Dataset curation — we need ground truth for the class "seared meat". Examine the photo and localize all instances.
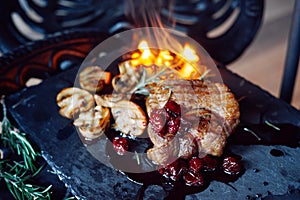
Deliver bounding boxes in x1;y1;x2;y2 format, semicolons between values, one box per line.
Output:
146;79;240;165
178;132;198;159
146;79;239;135
147;137;180;165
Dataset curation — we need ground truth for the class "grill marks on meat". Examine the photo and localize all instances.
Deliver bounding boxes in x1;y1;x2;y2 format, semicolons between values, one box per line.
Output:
147;79;239;134
146;80;240;165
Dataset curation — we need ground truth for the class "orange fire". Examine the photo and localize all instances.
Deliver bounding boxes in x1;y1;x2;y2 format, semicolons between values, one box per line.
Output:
130;40;202;79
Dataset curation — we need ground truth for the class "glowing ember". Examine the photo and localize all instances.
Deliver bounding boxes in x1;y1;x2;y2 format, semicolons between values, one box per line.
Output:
129;40;205;79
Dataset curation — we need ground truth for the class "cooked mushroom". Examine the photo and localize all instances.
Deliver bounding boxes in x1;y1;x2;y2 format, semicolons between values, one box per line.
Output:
79;66;111;92
94;93;126;108
73;106;110;139
112;61;143;93
56;87;94;118
111;100;147;136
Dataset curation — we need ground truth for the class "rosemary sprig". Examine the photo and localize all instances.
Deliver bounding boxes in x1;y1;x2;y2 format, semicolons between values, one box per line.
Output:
0;97;52;199
1;163;52;200
1;99;38;172
129;64;170;94
130;63;211;95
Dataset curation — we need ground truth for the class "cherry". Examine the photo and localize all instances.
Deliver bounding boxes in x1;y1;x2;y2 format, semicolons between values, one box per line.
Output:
149;108;167;134
159;159;187;181
202;155;218;171
164;100;181;117
167;116;180;134
222;156;242;175
178;159;188;174
112;137;129;155
189;157;204;173
158;160;179;180
183;171;205;187
158;165;166;175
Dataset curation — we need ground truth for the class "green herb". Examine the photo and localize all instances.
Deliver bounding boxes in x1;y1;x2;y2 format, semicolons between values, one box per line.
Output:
198;69;211;80
64;197;76;200
129;64;170;94
134;151;140;165
243;127;262;141
0;97;52;199
265;120;280;131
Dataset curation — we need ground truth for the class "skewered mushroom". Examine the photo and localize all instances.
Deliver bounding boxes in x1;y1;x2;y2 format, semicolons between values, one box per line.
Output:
111;100;147;136
73;106;110;139
94;93;126;108
112;61;143;93
56;87;94;119
79;66;111;92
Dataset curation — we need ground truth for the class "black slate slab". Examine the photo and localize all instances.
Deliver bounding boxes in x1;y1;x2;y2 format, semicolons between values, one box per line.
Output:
5;66;300;200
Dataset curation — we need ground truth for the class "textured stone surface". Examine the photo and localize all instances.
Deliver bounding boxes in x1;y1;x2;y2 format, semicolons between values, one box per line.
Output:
6;66;300;199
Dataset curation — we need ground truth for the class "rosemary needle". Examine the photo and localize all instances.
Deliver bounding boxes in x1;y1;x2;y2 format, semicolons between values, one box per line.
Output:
243;127;262;141
1;98;52;199
265;120;280;131
135;151;140;165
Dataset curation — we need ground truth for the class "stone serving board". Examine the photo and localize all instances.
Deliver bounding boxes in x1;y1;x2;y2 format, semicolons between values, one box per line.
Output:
5;66;300;200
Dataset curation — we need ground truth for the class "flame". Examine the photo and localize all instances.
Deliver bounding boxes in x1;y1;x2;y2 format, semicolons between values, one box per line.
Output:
131;40;155;66
182;44;199;62
130;40;202;79
138;40;151;59
179;44;201;78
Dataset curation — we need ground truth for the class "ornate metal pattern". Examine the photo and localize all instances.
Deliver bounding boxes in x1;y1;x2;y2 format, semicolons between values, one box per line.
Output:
0;0;263;64
0;0;264;95
167;0;264;64
0;30;108;95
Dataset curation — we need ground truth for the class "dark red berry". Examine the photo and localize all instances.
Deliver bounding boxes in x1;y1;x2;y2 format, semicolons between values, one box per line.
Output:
164;100;181;117
112;137;129;155
158;165;166;175
189;157;204;173
178;159;188;174
222;156;242;175
167;116;180;134
183;171;205;187
164;160;181;181
159;159;187;181
203;155;218;171
149;108;167;134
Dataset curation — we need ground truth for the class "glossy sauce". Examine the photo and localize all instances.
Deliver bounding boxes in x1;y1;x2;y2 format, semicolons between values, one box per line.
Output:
98;60;300;199
105;122;300;199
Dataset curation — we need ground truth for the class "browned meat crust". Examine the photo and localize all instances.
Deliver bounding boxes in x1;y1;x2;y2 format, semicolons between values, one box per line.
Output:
146;79;240;165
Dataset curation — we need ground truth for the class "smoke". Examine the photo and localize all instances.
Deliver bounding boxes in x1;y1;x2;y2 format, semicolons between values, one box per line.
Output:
124;0;183;53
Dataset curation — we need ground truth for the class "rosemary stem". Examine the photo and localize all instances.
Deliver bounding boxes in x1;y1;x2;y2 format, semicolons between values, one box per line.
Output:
0;98;52;199
243;127;262;141
265;120;280;131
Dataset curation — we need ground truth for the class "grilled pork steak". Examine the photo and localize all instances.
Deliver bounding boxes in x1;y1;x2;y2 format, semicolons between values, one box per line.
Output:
146;79;240;165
